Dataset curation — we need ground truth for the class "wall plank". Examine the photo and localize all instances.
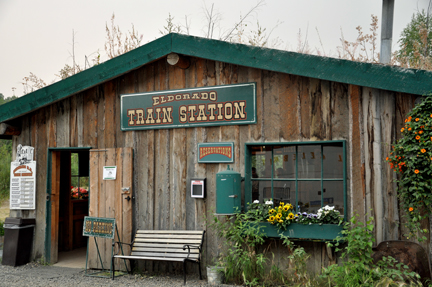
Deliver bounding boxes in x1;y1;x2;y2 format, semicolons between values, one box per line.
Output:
56;98;70;147
83;87;98;148
349;85;366;221
104;81;116;148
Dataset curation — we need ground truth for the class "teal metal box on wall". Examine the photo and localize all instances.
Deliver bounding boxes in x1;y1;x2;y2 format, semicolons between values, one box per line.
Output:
216;166;242;214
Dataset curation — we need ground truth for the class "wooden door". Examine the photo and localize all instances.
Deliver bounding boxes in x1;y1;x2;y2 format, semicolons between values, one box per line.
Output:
87;147;133;270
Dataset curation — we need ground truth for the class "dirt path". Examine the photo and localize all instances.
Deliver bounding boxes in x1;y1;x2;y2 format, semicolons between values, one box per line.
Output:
0;199;10;222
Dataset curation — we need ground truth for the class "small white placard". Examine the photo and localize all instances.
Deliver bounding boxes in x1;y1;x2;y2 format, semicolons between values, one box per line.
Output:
103;166;117;180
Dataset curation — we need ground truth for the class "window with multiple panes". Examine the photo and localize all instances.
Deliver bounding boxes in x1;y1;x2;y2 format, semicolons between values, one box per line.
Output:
245;141;346;219
71;151;90;200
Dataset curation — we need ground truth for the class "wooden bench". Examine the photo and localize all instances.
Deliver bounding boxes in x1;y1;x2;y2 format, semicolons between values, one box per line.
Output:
112;230;205;285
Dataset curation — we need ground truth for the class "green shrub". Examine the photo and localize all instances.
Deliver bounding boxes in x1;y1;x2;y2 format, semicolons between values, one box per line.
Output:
0;140;12;202
209;212;319;286
0;220;4;236
210;213;267;286
323;214;422;287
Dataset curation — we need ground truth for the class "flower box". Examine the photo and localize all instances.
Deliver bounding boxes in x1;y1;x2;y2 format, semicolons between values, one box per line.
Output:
257;222;344;241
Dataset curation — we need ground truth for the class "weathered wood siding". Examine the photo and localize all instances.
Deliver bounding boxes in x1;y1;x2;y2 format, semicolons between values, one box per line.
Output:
9;56;423;272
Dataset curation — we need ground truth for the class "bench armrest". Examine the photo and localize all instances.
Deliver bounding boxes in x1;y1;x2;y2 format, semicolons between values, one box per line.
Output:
113;240;134;256
182;244;201;260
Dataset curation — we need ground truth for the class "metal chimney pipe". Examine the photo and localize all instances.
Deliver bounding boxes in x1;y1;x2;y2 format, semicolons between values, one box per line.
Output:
380;0;395;64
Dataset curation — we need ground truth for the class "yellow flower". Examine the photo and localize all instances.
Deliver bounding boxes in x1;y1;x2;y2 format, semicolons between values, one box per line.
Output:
288;213;294;219
268;216;275;222
269;209;276;214
278;220;283;223
276;213;282;219
280;202;284;206
283;205;289;211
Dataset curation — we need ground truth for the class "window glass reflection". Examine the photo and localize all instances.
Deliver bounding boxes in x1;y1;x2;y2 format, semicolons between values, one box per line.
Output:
298;145;321;179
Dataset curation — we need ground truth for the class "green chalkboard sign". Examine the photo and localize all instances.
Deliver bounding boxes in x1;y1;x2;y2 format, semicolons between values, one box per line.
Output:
121;82;256;131
83;216;116;239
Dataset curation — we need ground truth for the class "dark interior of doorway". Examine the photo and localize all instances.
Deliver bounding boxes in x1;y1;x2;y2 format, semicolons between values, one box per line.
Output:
57;151;89;253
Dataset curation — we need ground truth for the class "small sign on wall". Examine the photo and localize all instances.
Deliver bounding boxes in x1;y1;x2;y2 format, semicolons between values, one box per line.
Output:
198;142;234;163
191;178;206;198
103;166;117;180
10;145;36;210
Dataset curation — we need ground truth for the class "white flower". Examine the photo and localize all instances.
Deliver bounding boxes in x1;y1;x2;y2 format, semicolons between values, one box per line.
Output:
265;200;273;205
253;200;259;204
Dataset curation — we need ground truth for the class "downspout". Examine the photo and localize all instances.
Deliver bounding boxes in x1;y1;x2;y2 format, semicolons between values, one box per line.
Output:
380;0;394;64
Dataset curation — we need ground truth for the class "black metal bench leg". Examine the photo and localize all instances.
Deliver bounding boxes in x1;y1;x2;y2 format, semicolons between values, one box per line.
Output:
198;261;202;280
112;257;115;280
183;261;187;285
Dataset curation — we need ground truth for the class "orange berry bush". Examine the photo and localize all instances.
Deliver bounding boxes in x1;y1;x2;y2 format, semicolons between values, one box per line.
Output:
387;96;432;241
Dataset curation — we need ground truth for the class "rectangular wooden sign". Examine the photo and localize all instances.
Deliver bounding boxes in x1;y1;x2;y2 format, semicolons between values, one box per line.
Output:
83;216;115;239
198;142;234;163
121;83;256;130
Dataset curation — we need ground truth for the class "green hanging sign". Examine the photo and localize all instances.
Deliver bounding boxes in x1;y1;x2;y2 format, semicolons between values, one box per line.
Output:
121;83;256;131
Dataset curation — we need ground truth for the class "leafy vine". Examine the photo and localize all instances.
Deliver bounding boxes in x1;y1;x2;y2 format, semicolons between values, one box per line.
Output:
387;95;432;241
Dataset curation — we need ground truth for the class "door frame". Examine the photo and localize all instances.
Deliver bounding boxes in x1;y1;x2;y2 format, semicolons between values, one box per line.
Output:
44;147;92;263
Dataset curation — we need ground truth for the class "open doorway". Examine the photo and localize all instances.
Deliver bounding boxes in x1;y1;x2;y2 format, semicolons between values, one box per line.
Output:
48;149;90;267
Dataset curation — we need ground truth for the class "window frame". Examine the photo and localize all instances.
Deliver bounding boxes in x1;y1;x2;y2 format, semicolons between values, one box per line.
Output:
244;140;347;221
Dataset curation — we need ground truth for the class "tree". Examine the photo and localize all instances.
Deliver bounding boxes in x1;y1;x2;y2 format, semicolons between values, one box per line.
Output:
0;93;18;105
0;96;16;202
396;9;432;69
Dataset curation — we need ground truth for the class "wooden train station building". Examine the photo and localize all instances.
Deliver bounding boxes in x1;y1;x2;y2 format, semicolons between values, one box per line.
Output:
2;33;432;273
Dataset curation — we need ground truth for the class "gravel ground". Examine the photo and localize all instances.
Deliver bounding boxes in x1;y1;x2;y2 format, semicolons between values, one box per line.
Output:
0;262;235;287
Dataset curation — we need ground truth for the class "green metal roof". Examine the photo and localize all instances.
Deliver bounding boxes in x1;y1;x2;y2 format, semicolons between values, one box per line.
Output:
1;33;432;123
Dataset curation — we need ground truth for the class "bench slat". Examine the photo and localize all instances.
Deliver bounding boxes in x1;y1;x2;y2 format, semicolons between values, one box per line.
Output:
135;238;202;244
132;247;199;254
133;242;194;249
114;255;185;262
130;251;199;259
136;230;204;235
135;234;203;239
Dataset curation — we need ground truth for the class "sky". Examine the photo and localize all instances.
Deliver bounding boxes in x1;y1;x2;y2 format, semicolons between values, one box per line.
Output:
0;0;430;98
